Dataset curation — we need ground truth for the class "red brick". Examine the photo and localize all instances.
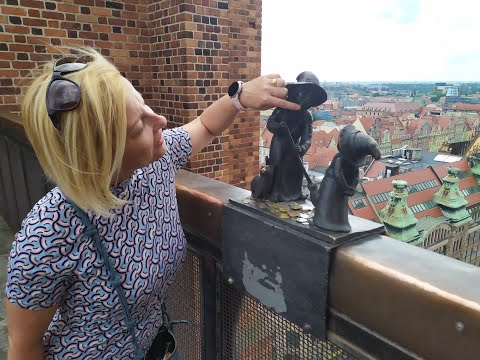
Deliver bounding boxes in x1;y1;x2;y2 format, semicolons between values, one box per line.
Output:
0;34;13;42
42;11;65;20
23;18;48;27
20;0;44;8
58;4;80;13
0;105;20;112
12;61;36;69
4;25;29;34
1;6;28;16
44;29;67;37
0;69;20;77
0;52;15;60
27;9;40;17
10;44;34;52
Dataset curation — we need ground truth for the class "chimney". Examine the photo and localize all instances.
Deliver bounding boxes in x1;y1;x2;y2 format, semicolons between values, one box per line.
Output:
385;164;400;178
379;180;420;243
433;167;472;226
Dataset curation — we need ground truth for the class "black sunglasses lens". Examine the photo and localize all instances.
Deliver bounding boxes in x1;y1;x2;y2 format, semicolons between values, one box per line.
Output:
54;62;88;73
47;80;81;111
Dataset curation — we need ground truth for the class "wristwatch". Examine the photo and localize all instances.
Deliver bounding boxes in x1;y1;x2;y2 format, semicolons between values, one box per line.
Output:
228;81;246;111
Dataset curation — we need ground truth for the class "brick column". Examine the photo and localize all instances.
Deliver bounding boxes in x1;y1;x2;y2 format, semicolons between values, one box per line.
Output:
147;0;262;187
0;0;262;187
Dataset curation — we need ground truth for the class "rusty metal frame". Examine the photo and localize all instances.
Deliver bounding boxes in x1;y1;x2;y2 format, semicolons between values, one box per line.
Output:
174;170;480;360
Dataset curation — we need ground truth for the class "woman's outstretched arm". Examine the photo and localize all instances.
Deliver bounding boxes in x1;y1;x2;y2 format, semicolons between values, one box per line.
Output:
183;74;300;156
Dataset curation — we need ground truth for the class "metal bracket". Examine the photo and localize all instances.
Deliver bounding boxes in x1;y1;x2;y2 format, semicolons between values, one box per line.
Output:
222;199;384;339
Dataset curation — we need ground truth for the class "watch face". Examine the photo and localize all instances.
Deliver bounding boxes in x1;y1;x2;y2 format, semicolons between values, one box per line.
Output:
228;81;240;97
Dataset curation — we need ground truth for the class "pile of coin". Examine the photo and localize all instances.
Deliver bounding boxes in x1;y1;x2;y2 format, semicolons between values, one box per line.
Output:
243;198;315;226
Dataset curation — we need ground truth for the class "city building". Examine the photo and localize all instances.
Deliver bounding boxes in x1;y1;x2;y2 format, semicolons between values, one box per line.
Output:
349;159;480;266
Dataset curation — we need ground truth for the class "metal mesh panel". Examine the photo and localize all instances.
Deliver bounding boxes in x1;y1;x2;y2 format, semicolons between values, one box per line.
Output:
218;270;358;360
165;250;203;360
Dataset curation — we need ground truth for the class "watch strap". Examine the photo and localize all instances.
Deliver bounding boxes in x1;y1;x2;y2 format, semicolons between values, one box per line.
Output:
229;81;246;111
231;95;246;111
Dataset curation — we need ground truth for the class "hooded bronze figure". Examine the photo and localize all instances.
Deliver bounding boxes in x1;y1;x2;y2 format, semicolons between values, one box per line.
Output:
309;125;381;232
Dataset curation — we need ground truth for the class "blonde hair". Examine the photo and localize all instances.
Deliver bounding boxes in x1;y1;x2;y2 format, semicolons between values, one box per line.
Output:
22;48;127;215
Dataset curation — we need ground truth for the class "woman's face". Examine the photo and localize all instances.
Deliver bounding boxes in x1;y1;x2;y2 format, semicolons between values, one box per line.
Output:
119;78;167;178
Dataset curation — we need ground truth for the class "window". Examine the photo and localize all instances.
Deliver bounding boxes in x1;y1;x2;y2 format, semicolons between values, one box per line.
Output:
411;200;436;214
462;185;480;196
352;198;368;210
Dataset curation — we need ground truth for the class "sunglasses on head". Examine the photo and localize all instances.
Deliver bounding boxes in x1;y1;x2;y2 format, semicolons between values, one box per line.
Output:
46;58;89;130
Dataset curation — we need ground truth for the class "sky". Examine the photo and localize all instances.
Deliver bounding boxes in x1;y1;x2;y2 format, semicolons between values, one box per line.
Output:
261;0;480;82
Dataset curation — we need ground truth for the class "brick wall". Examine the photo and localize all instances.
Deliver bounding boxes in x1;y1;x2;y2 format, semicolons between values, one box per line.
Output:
0;0;262;187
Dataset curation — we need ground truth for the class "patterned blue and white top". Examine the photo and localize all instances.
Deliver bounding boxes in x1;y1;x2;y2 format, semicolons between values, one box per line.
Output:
6;128;192;359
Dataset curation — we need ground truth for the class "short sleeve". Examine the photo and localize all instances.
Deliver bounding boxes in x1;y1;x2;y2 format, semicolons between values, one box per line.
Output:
6;213;76;310
163;127;192;171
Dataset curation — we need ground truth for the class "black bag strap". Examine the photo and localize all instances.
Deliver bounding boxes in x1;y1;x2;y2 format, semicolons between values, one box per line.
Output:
69;201;144;360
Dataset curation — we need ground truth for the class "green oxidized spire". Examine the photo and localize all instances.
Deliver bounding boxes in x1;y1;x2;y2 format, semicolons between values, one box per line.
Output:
433;167;471;226
379;180;420;243
470;157;480;186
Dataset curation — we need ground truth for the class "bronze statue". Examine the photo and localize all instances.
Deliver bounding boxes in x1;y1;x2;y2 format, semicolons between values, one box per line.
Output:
309;125;381;232
251;71;327;202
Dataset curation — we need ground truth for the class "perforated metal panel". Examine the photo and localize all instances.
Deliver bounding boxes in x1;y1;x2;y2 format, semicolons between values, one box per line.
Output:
165;248;358;360
218;270;358;360
165;250;203;360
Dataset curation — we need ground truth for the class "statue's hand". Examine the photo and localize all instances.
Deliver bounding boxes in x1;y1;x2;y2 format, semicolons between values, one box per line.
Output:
279;121;290;136
308;182;319;204
296;145;309;156
308;183;318;193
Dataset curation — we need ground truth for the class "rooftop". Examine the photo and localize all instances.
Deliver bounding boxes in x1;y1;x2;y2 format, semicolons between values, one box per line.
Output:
353;158;480;223
364;149;463;178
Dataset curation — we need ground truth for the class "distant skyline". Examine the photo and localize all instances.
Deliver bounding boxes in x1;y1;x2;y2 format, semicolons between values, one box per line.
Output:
261;0;480;82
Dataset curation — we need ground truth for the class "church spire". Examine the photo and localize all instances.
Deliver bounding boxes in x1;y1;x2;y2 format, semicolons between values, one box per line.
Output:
379;180;420;243
433;167;472;226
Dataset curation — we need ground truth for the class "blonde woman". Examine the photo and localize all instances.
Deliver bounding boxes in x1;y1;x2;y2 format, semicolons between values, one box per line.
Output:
5;49;299;360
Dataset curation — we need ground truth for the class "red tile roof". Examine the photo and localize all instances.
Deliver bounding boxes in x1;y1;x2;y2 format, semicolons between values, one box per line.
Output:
304;148;338;169
329;128;340;143
451;103;480;112
348;196;378;221
353;159;480;222
311;130;330;148
360;102;421;113
360;168;443;220
364;160;386;178
313;120;327;127
359;117;374;132
336;117;356;126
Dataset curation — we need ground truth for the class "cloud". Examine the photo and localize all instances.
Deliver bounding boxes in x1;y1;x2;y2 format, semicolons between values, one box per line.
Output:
261;0;480;81
381;0;420;24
